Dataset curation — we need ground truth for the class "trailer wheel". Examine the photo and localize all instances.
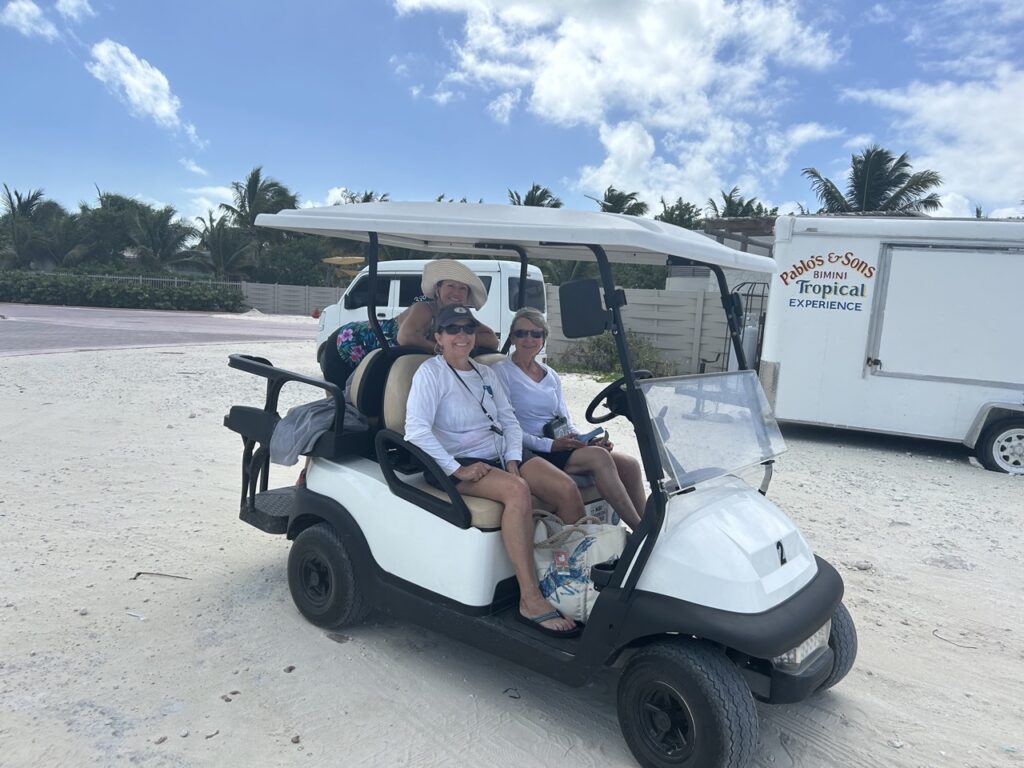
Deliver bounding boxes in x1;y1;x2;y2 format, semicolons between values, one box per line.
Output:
287;522;369;629
976;417;1024;474
617;640;756;768
818;602;857;691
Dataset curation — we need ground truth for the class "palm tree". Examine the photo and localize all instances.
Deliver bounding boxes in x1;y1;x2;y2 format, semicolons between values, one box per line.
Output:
593;186;648;216
655;197;703;229
802;145;943;213
1;185;48;267
706;187;776;218
189;211;257;280
220;167;299;257
508;183;562;207
336;190;390;204
129;206;198;271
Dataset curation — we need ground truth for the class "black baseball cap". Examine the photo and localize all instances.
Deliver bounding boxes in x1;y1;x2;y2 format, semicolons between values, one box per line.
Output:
434;304;479;330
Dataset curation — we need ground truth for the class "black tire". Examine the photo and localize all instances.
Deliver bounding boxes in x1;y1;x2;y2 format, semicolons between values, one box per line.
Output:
617;640;756;768
976;417;1024;474
818;602;857;692
287;522;369;629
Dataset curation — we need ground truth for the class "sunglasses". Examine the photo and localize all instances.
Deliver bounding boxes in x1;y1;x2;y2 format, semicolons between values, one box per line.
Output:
512;329;545;339
439;323;478;335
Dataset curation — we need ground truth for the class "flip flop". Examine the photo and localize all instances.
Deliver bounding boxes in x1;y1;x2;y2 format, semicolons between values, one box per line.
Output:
516;609;582;639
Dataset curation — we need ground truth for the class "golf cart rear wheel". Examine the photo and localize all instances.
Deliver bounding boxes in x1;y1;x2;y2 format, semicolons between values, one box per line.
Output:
976;417;1024;474
617;640;756;768
818;601;857;691
287;522;369;629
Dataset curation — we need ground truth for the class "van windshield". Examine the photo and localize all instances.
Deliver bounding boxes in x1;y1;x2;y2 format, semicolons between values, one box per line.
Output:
508;277;545;311
346;276;391;309
640;371;785;490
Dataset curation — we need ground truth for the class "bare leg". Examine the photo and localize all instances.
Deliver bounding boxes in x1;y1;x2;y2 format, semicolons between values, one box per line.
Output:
611;452;647;520
563;446;642;529
455;469;576;632
520;459;586;524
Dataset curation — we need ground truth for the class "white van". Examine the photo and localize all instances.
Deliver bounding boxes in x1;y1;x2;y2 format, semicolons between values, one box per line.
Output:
315;259;547;361
760;214;1024;474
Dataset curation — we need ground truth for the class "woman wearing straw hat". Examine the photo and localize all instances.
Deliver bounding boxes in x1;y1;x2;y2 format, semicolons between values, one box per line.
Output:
330;259;498;383
396;259;499;352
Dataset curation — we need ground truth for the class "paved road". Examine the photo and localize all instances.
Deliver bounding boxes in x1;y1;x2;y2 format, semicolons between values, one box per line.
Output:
0;303;316;356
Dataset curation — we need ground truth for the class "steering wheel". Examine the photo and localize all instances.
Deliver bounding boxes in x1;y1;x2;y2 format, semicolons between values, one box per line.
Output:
585;370;654;424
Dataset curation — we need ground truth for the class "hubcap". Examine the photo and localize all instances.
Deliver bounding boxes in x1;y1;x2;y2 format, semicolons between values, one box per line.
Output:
636;681;696;762
300;554;333;607
993;427;1024;473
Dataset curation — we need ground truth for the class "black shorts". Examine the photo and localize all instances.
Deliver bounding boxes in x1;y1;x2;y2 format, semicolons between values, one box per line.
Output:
532;449;576;471
423;452;535;490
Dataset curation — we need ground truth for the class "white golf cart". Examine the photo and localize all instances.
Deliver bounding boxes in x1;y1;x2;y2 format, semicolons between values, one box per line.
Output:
224;203;856;768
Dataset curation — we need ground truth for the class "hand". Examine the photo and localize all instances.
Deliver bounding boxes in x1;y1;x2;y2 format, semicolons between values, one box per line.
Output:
453;462;492;483
552;435;585;452
505;460;520;477
590;435;613;451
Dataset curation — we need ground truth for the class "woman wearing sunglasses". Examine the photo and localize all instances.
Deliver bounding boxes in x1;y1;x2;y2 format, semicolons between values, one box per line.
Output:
404;304;585;638
493;308;645;530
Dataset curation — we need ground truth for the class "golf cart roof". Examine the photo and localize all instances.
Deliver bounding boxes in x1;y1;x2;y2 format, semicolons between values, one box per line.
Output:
256;202;777;273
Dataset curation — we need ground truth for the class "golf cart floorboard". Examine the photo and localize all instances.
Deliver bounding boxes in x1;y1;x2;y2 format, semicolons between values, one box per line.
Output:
240;487;294;534
483;605;583;654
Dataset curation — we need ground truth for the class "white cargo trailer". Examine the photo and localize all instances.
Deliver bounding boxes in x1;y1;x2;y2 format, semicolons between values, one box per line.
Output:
760;215;1024;474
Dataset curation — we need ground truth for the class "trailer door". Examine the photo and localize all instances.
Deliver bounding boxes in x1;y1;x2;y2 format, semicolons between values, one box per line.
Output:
867;246;1023;386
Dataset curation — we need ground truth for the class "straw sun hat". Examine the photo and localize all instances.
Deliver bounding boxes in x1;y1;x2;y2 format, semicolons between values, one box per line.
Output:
421;259;488;310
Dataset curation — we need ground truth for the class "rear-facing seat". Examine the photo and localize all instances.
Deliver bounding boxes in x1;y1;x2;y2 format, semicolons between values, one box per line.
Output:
380;352;602;530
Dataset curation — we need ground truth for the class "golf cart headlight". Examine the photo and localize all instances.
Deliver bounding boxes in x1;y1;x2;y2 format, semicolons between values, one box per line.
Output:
772;620;831;671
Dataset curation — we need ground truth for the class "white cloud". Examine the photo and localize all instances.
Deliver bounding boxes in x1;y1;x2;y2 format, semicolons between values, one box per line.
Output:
844;65;1024;209
431;88;457;105
487;89;520;124
86;40;205;148
989;205;1024;219
396;0;840;205
55;0;93;22
179;158;207;176
934;192;973;218
843;133;873;149
185;185;233;220
865;4;894;24
1;0;58;40
410;84;423;97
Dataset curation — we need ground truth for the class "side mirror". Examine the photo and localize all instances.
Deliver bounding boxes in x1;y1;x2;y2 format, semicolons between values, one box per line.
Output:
343;293;355;310
560;279;609;338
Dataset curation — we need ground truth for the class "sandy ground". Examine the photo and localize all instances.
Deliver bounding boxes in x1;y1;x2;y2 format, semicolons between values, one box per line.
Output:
1;340;1021;768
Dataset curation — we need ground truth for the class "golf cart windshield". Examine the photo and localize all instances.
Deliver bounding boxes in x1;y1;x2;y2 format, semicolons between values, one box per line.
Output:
641;371;785;491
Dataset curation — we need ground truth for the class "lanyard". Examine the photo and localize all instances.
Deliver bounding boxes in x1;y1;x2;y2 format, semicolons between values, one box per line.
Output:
445;360;504;437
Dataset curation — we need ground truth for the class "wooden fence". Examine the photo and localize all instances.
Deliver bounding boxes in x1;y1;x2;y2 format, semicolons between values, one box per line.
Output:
545;286;735;375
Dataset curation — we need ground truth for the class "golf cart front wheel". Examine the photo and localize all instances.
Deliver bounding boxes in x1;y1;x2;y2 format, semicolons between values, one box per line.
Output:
617;640;756;768
287;522;369;629
976;417;1024;474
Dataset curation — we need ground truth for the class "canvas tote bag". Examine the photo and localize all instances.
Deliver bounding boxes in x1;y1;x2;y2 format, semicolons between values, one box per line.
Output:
532;511;627;622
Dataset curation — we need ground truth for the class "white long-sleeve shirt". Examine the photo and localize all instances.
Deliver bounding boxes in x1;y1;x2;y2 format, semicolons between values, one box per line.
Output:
492;358;577;454
404;356;524;476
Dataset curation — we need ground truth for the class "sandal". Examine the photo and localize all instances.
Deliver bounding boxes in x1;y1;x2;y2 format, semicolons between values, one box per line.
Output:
515;609;582;639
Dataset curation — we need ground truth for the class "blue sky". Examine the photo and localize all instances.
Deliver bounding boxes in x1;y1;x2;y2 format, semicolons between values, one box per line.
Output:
2;0;1023;222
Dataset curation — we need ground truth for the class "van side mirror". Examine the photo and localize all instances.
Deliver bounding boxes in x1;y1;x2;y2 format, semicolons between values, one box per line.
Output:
560;279;609;338
343;293;356;310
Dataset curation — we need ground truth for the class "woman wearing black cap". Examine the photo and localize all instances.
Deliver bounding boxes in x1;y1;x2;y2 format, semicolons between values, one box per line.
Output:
404;304;584;638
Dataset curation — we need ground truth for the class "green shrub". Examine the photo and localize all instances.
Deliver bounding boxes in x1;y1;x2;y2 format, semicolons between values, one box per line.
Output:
550;330;676;379
0;271;247;312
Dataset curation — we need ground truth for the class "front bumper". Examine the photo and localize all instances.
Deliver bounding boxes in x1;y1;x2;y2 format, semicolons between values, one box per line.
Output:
743;647;834;704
